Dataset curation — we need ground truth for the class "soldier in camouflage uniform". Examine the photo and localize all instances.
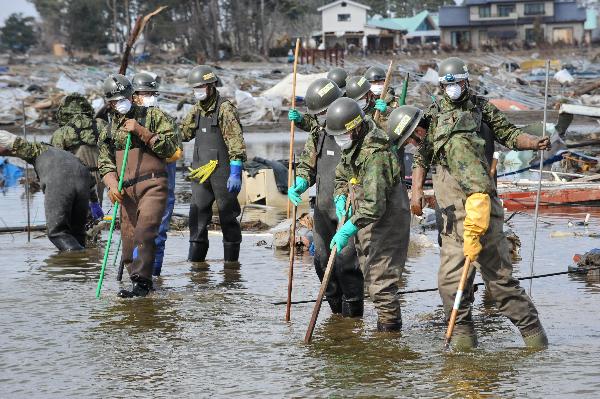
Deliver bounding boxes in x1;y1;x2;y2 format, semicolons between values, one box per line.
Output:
51;93;106;219
411;57;550;349
327;97;410;332
98;74;178;298
181;65;246;264
0;130;91;251
287;78;364;317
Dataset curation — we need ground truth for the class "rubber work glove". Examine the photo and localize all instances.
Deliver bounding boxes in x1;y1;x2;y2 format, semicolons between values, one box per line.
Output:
287;176;309;206
166;147;183;163
374;99;388;113
89;202;104;220
227;160;243;193
334;195;352;222
330;220;359;252
288;109;303;123
463;193;491;262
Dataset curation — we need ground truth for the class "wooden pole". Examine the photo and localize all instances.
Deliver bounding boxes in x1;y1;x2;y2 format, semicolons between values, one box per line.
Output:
304;197;351;343
22;101;31;243
374;60;394;125
285;38;301;322
528;59;550;296
444;257;471;348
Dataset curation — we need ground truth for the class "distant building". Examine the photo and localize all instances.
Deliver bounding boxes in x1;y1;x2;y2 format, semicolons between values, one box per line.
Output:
317;0;439;51
439;0;587;50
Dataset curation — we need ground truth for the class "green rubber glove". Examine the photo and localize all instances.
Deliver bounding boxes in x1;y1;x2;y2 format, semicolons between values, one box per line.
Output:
329;220;359;252
288;109;303;123
374;99;387;113
288;176;309;206
334;195;353;222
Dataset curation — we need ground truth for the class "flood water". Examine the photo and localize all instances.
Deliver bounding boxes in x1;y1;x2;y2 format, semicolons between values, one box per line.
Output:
1;133;600;397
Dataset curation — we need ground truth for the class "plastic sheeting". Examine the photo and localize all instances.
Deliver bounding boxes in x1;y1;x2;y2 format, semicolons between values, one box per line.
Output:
261;72;327;102
235;89;282;125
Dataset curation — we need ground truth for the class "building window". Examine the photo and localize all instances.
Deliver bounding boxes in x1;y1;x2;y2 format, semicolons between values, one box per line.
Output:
524;3;545;16
498;5;515;17
338;14;351;22
479;5;491;18
526;28;544;43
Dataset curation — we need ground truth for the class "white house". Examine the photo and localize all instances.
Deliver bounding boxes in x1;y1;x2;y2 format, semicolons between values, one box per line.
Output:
317;0;380;50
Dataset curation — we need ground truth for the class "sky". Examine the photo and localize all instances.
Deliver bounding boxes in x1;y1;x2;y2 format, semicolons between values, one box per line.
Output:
0;0;39;24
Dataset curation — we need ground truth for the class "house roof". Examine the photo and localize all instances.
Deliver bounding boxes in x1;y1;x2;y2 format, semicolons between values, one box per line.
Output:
367;10;437;33
585;9;598;30
463;0;534;4
317;0;371;12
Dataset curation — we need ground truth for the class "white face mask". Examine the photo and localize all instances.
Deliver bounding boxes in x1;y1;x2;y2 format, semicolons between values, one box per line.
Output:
334;133;353;150
356;98;368;110
194;88;208;101
115;99;132;115
141;95;157;108
371;84;384;96
445;84;462;101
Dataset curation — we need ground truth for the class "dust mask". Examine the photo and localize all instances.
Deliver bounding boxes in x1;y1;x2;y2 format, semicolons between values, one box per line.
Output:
371;84;384;96
115;99;132;115
334;133;353;150
141;95;157;108
356;99;368;110
194;88;208;101
445;84;462;101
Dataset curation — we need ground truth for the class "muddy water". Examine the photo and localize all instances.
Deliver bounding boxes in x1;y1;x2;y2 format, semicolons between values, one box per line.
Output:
1;134;600;397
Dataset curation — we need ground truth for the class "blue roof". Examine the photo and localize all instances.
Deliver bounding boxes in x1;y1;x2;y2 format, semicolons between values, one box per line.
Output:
368;10;436;33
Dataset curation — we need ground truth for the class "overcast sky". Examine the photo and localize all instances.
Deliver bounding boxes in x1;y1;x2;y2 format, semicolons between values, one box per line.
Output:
0;0;38;24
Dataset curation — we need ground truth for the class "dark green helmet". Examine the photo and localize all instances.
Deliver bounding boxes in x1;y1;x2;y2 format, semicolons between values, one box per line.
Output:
345;76;371;100
438;57;469;84
325;97;365;136
304;78;342;115
364;66;386;82
386;105;423;147
326;67;348;91
188;65;218;87
132;72;159;92
56;93;94;126
103;74;133;101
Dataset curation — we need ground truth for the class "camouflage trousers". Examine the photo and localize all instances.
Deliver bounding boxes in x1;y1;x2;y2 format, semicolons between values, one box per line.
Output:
433;165;542;335
355;181;410;325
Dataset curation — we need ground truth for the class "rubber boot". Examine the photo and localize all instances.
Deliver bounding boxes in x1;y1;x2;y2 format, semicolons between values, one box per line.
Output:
377;319;402;332
188;242;209;262
522;324;549;350
327;297;343;314
450;324;478;351
341;299;364;318
223;242;240;263
117;279;152;298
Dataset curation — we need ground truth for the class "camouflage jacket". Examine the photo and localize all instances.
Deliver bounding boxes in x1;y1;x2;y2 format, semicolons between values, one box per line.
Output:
334;118;401;229
180;92;247;162
51;93;103;150
295;114;322;185
413;93;524;195
11;137;49;165
97;104;178;178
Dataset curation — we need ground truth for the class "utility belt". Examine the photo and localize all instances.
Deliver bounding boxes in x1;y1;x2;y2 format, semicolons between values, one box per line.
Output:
122;171;168;189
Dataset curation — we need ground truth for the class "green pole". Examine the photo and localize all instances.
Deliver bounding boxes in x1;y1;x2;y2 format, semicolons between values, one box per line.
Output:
399;72;409;106
96;133;132;298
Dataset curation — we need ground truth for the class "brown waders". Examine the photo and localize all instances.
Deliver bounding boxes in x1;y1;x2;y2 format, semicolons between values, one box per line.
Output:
433;165;545;345
116;148;167;287
353;180;410;330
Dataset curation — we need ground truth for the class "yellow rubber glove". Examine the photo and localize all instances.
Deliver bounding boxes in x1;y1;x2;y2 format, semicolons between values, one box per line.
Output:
166;147;183;163
463;192;491;261
188;160;218;183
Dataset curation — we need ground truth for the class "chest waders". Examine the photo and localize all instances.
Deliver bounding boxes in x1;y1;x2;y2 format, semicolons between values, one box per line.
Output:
188;98;242;263
313;130;364;316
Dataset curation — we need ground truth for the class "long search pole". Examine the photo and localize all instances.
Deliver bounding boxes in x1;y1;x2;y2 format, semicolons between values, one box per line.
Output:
374;60;394;124
528;59;550;296
286;38;301;218
444;258;472;348
22;101;31;243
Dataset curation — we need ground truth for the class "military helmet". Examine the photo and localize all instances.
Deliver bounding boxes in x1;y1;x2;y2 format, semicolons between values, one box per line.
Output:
304;78;342;115
325;97;365;136
345;76;371;100
188;65;218;87
364;66;386;82
56;93;94;126
132;72;159;93
386;105;423;147
326;68;348;91
438;57;469;84
103;74;133;101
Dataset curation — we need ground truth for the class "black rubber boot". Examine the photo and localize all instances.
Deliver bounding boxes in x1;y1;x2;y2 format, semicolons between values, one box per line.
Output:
117;279;152;298
342;299;364;318
188;242;209;262
223;242;240;263
377;320;402;332
327;297;343;314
